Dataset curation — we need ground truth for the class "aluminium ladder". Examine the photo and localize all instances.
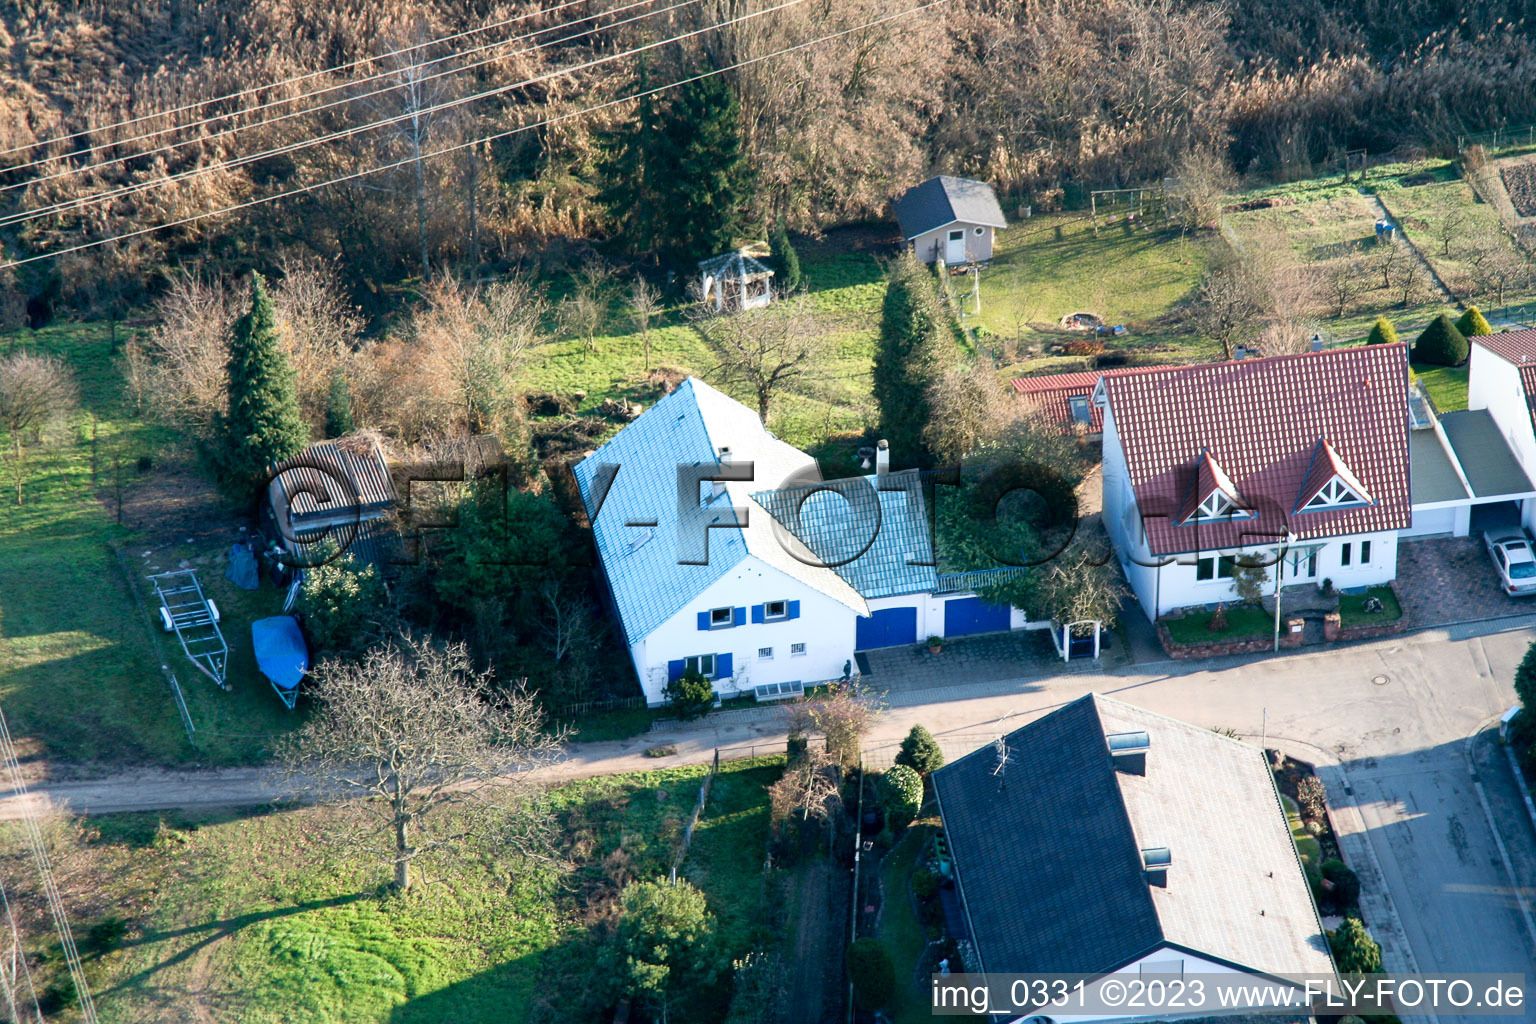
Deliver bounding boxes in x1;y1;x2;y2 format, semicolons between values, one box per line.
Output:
147;569;230;689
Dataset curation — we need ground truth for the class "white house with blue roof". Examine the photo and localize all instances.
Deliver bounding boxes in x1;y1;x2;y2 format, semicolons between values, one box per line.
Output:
574;378;1034;705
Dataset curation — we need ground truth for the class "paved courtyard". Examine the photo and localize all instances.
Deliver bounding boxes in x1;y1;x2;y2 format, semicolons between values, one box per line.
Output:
859;625;1115;694
1396;536;1535;628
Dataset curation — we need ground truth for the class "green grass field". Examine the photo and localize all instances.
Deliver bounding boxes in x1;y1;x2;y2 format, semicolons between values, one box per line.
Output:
0;324;295;765
878;817;937;1024
1411;363;1470;412
973;212;1210;361
1163;603;1273;644
9;756;782;1024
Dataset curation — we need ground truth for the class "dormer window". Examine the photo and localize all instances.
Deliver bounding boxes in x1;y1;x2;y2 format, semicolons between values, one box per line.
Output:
1195;490;1235;519
1295;439;1373;513
1302;476;1368;510
1179;451;1250;525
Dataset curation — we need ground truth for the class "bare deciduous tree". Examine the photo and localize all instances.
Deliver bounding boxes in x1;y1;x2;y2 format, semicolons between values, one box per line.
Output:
1324;258;1369;318
1474;246;1529;309
1372;240;1406;291
280;634;565;891
561;260;614;355
1396;257;1431;308
411;273;546;435
0;352;79;505
767;746;842;826
627;276;663;371
923;360;1021;464
1435;204;1469;257
272;253;364;426
122;272;244;429
1190;255;1268;359
806;681;883;768
691;296;828;424
1168;146;1235;229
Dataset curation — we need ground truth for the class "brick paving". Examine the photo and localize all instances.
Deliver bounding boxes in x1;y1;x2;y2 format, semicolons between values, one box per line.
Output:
1395;535;1536;628
860;626;1112;696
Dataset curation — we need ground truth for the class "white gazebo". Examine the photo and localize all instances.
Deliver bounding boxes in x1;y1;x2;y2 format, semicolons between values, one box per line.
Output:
698;249;774;312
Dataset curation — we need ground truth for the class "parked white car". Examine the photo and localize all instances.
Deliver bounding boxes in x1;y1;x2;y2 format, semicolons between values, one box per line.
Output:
1485;528;1536;597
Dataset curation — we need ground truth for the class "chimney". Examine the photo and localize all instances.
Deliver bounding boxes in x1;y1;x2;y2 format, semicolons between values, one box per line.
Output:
1106;730;1150;776
1234;345;1247;361
1311;334;1324;352
712;446;731;500
876;439;890;476
1141;847;1172;888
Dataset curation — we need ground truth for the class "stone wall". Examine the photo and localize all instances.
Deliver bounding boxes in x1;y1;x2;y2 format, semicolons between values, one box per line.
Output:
1157;617;1304;660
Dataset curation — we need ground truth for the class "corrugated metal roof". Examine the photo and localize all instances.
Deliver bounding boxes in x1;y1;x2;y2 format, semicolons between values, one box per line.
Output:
573;378;865;645
751;469;938;599
932;694;1332;976
892;175;1006;239
1439;409;1536;498
271;439;395;523
1102;346;1412;556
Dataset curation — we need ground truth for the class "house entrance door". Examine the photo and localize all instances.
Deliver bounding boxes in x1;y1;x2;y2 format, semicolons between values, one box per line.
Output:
946;229;966;263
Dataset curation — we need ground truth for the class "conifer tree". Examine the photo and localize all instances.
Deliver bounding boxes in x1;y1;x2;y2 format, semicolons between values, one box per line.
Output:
873;251;947;466
1365;316;1398;346
1411;312;1469;366
1455;306;1493;337
218;273;307;499
325;370;354;438
769;220;804;293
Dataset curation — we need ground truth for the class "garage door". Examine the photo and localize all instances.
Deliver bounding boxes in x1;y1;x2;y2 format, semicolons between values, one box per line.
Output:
855;607;918;650
943;597;1013;638
1470;500;1522;534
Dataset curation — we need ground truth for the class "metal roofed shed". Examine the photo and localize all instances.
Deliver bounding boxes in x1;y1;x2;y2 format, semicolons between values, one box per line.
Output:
892;175;1006;264
697;249;774;312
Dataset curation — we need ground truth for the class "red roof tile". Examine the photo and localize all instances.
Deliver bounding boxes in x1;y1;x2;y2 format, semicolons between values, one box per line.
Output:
1473;332;1536;443
1103;345;1411;556
1294;438;1373;512
1010;367;1186;433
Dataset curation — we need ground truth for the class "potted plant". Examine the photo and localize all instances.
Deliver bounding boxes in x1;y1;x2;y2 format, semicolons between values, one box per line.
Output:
926;635;943;654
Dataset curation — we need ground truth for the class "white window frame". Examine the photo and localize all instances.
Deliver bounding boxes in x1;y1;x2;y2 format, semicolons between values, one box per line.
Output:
685;654;717;679
764;600;788;621
1068;394;1092;424
1303;477;1367;511
790;643;807;656
1340;542;1352;567
758;647;774;660
948;228;965;242
709;607;733;629
1360;539;1372;564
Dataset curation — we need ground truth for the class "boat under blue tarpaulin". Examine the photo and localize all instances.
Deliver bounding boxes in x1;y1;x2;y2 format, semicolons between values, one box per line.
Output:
251;616;308;709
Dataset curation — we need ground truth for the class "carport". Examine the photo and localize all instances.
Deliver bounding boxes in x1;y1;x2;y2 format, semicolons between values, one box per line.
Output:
1439;410;1536;536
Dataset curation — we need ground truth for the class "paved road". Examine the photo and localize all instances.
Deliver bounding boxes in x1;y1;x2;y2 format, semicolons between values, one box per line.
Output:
5;619;1536;1006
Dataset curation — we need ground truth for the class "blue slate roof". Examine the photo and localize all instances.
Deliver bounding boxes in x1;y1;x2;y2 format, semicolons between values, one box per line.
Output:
573;380;746;645
751;469;938;598
574;378;866;646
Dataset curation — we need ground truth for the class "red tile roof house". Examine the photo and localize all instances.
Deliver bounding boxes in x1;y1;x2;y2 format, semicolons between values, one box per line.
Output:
1100;345;1414;621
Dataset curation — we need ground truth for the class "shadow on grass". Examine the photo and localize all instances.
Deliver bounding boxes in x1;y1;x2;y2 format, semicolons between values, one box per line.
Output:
96;892;370;996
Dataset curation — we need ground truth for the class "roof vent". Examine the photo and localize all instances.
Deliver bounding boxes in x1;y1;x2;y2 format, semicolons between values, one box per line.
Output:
1106;730;1149;775
1142;846;1172;888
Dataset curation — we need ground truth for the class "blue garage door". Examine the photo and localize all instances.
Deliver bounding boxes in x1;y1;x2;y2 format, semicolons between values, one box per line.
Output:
855;607;918;650
943;597;1013;638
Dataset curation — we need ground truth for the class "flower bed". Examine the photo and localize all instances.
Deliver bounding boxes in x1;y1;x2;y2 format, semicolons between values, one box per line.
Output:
1273;754;1361;919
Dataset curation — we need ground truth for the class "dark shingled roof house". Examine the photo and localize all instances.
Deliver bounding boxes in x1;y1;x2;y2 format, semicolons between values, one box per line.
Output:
931;694;1333;1020
892;175;1006;265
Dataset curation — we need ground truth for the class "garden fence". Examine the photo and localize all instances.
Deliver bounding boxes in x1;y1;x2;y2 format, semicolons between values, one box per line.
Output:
549;694;646;719
669;748;720;884
1459;124;1536;158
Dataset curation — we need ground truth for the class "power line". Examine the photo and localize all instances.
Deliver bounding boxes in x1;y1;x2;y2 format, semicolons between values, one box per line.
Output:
0;873;44;1024
0;0;600;163
1;0;950;271
0;0;719;227
0;0;682;195
0;708;96;1024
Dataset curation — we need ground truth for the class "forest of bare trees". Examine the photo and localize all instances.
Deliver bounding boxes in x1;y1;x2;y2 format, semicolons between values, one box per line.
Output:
5;0;1536;315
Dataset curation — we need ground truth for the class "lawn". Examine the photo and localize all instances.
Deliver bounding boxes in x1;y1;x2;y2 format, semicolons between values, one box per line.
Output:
877;817;938;1024
0;323;295;766
1162;603;1273;644
1411;363;1470;412
1281;793;1322;867
1338;585;1402;627
3;756;783;1024
973;212;1210;363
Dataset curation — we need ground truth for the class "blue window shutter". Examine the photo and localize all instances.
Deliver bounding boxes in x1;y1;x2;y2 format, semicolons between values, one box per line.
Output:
788;600;801;619
733;606;746;627
697;611;710;631
717;652;734;679
751;604;765;624
667;659;685;682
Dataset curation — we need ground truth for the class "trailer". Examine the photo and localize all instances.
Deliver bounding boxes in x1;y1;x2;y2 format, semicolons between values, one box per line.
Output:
147;569;230;689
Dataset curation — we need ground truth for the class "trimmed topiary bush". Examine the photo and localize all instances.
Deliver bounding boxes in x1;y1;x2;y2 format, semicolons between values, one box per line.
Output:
663;668;715;720
1455;306;1493;337
1365;316;1398;346
847;938;896;1010
1412;313;1469;366
769;220;804;293
881;764;924;829
895;724;945;775
1322;858;1361;909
